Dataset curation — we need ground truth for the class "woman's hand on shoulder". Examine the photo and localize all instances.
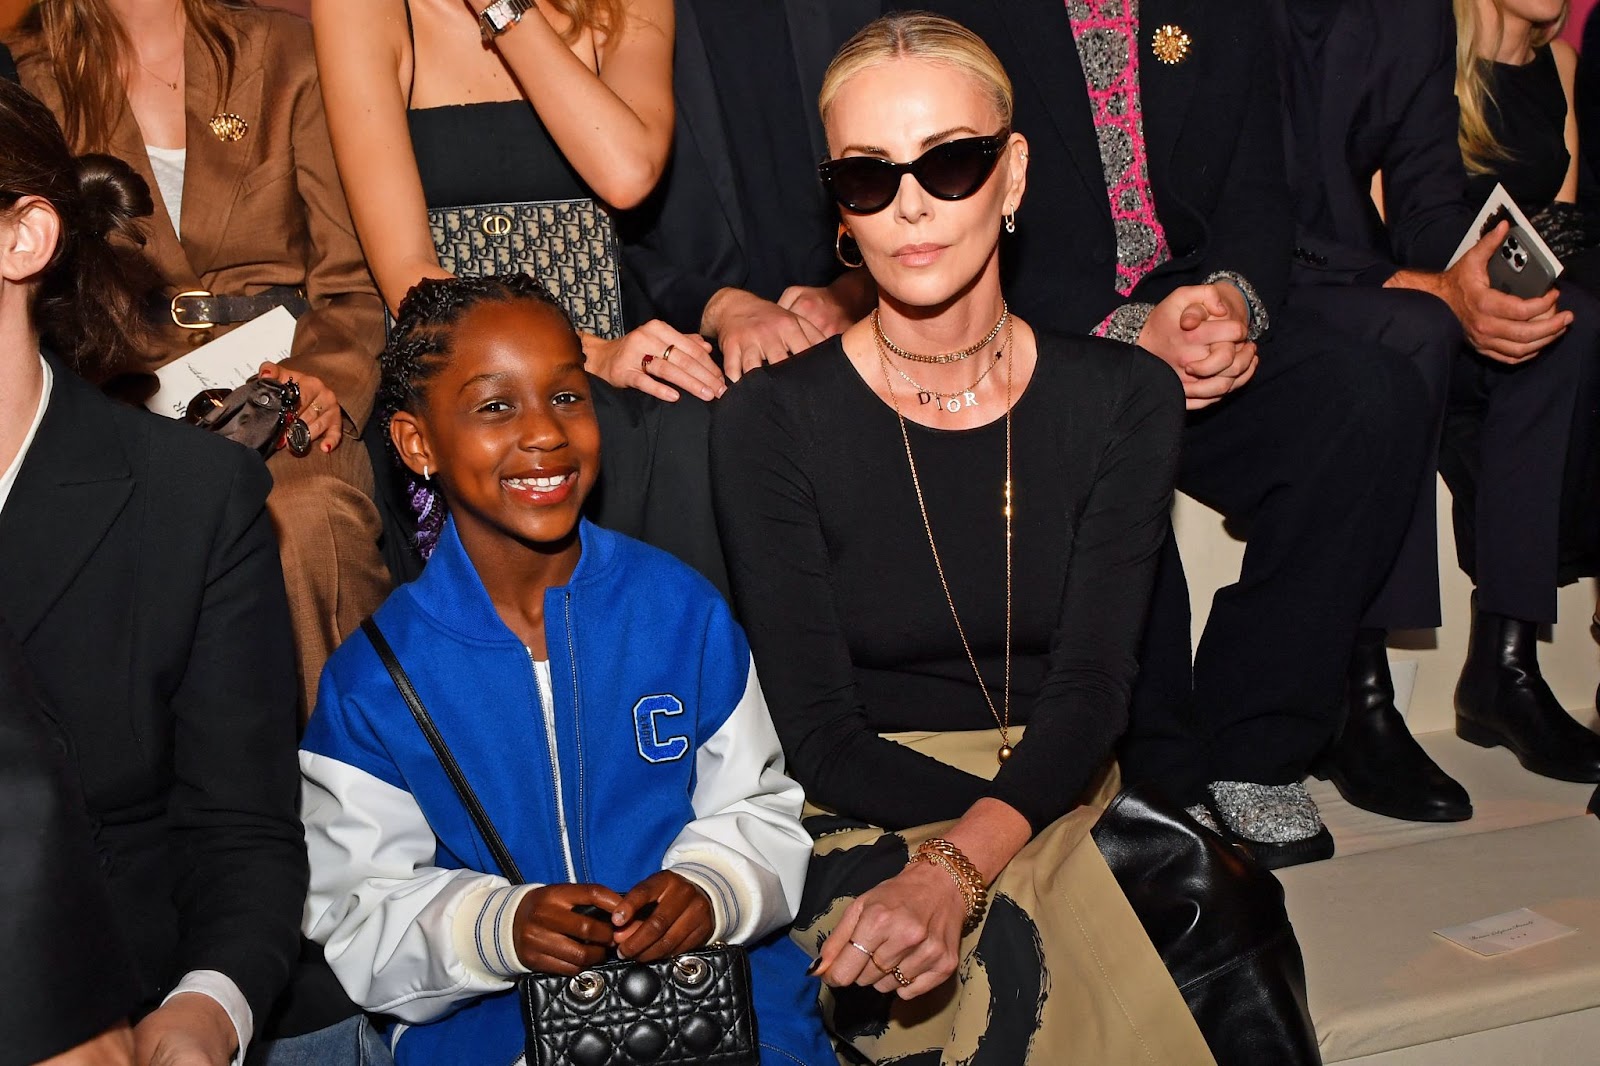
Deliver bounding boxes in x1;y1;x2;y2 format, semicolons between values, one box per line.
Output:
611;870;715;962
512;883;624;975
813;860;966;1000
132;995;236;1066
583;321;724;403
702;288;826;383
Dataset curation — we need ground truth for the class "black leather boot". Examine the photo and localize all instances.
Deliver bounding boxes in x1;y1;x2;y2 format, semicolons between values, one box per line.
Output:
1456;606;1600;782
1094;788;1322;1066
1316;630;1472;821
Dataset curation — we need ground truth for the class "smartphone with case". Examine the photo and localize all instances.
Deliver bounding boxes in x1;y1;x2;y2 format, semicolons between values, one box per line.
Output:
1480;206;1559;298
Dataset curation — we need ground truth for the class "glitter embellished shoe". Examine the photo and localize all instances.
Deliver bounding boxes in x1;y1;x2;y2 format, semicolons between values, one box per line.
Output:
1204;781;1335;870
1184;803;1222;835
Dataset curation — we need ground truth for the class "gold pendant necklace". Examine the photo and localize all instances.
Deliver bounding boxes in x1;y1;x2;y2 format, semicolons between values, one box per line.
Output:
874;316;1015;764
884;346;1002;414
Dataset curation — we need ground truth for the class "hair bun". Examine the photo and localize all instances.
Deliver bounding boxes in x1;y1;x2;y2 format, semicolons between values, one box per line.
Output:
72;153;154;241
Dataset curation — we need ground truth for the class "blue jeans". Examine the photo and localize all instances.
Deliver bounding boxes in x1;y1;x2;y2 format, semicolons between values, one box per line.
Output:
246;1016;392;1066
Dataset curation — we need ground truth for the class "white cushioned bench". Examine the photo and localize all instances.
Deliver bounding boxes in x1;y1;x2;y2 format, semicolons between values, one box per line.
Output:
1174;486;1600;1063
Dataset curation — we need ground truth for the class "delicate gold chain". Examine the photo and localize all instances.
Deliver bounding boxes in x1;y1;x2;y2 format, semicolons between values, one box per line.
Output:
873;301;1008;364
882;345;1001;410
134;51;183;92
874;316;1014;763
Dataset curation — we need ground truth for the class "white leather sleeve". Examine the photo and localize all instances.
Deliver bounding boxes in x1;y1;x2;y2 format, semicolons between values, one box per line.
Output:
299;751;537;1022
663;658;812;943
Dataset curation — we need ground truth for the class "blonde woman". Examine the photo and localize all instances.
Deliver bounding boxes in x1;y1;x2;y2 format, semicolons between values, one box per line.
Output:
713;14;1318;1065
1438;0;1600;785
1456;0;1576;215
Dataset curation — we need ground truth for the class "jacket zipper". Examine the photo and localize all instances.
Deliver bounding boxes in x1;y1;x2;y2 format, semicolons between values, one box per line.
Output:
529;647;579;883
562;592;591;881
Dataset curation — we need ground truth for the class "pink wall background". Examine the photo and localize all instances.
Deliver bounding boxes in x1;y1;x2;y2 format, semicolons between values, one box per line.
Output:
1566;0;1596;47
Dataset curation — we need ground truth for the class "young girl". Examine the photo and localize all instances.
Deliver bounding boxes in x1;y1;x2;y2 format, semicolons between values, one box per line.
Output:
298;274;832;1065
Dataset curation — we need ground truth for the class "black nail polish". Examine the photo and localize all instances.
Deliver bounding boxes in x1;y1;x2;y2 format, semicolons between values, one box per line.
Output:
805;957;822;976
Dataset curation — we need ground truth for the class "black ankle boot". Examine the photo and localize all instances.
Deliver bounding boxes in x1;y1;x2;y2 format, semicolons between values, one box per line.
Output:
1318;630;1472;821
1456;607;1600;782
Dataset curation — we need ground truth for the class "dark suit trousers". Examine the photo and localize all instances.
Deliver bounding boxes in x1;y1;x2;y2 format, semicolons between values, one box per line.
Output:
1439;282;1600;623
1286;286;1463;630
1121;305;1430;800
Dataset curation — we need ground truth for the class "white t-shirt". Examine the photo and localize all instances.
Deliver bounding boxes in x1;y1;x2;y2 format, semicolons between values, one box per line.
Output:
0;355;53;519
145;144;187;238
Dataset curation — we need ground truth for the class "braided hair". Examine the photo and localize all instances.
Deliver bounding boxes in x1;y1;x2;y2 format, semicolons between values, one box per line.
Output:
378;273;578;559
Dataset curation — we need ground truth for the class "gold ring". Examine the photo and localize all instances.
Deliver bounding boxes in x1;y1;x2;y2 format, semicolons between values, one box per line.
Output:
311;402;325;415
848;941;882;970
891;966;912;987
662;344;675;362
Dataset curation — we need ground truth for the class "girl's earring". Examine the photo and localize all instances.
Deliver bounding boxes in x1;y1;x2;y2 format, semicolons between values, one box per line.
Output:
422;463;430;480
1004;212;1017;235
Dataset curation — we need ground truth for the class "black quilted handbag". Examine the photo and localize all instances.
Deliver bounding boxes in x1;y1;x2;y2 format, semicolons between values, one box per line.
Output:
360;620;759;1066
522;946;757;1066
428;199;626;340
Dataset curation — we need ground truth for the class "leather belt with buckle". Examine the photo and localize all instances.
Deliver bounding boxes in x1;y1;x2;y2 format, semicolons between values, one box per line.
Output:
169;285;310;329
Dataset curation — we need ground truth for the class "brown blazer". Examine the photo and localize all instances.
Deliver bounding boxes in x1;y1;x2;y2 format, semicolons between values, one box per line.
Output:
13;5;385;428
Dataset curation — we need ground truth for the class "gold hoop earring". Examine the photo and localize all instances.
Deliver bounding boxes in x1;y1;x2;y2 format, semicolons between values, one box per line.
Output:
835;228;865;269
1004;212;1017;235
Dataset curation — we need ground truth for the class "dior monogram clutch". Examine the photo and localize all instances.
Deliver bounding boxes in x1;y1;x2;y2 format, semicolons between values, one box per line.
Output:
429;199;626;339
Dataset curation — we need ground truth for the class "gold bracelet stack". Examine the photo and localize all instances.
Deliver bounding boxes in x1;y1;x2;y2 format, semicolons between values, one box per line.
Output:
909;838;988;934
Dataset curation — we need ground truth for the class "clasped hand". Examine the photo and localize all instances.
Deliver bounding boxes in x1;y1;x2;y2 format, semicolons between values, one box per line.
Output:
1136;282;1258;410
513;872;715;974
811;859;967;1001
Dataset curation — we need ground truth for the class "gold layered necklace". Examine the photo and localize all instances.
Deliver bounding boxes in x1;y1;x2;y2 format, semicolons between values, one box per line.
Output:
872;303;1009;414
873;316;1015;764
873;300;1008;365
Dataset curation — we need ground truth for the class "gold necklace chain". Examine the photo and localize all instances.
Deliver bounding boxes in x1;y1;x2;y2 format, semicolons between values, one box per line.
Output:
134;51;182;92
883;345;1001;414
874;315;1015;764
873;301;1008;364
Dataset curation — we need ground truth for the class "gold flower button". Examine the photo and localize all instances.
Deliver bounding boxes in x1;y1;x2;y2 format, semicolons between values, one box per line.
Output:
1151;24;1192;65
209;113;249;143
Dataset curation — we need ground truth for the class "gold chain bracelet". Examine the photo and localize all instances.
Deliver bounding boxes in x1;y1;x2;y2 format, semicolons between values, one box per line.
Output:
909;838;988;934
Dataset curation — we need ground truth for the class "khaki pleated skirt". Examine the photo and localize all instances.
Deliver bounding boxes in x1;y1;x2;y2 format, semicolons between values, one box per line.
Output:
794;728;1216;1065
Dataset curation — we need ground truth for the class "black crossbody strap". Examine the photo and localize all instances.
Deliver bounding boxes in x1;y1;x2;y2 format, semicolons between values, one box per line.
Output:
360;618;525;884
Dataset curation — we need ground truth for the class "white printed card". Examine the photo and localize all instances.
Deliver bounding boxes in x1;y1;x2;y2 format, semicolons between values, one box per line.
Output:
1434;907;1577;957
145;305;298;418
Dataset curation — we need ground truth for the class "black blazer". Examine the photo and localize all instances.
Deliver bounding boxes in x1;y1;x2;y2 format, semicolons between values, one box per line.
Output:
619;0;879;332
0;360;305;1026
0;618;139;1065
903;0;1292;333
1274;0;1472;285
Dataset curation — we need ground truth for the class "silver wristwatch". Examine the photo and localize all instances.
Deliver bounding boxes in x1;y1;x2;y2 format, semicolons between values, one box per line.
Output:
478;0;533;41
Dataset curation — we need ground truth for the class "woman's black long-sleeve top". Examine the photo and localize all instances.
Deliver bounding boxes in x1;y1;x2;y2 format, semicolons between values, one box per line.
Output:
711;330;1183;834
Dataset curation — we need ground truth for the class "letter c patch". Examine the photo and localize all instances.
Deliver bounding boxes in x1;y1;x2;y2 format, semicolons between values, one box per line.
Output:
634;694;689;764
